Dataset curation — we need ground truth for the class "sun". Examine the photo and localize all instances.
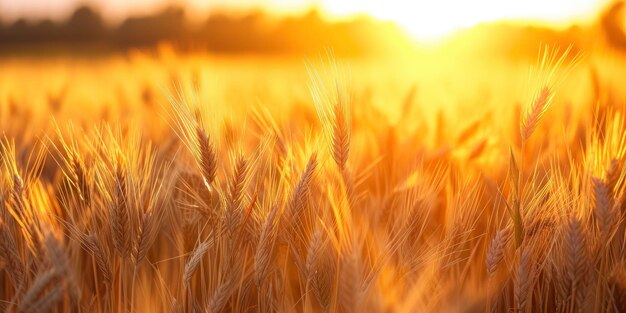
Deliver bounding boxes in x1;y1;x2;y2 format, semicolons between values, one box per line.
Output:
321;0;604;41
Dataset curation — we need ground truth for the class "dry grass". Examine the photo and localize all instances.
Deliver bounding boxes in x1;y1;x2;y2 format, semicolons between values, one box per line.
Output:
1;44;626;313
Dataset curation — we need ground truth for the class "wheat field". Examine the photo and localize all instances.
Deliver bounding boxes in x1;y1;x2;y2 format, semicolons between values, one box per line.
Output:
2;43;626;313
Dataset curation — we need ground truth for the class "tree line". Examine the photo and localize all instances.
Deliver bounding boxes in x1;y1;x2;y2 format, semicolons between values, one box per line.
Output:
0;6;414;55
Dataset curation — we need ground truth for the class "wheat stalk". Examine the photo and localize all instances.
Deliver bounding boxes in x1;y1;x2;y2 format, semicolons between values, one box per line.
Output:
70;152;90;204
332;97;351;171
133;211;159;265
0;221;24;287
562;215;588;311
286;153;317;221
110;164;130;257
196;126;217;191
486;228;509;277
19;268;63;312
224;155;249;244
593;176;612;239
183;240;209;288
207;271;236;313
515;248;534;312
255;203;280;287
81;233;112;288
339;245;362;312
28;285;65;313
508;149;524;248
306;229;334;311
520;86;552;142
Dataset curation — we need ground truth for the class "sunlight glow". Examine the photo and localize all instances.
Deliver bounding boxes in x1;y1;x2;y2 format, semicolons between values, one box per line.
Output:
321;0;605;40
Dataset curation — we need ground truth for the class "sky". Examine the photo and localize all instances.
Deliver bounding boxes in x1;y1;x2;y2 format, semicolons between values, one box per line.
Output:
0;0;610;39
